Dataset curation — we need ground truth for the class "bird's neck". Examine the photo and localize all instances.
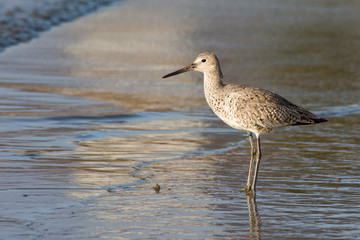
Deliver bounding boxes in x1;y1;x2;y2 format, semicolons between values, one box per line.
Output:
203;68;225;114
203;67;224;92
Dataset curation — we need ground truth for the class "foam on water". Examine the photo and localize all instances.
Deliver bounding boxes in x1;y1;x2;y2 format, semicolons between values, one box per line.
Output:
0;0;118;51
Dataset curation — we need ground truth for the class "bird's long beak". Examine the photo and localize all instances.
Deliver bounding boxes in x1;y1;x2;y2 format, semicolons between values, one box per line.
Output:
162;63;196;78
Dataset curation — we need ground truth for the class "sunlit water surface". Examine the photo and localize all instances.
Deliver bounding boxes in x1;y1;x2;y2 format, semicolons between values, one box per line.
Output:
0;0;359;239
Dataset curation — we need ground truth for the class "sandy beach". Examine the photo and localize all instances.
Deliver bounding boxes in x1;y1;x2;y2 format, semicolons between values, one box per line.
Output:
0;0;359;239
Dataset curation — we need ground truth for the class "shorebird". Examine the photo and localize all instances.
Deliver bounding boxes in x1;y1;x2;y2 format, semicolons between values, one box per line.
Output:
163;52;327;193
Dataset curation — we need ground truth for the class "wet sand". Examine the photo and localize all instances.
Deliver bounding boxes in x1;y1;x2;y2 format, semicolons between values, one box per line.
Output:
0;0;359;239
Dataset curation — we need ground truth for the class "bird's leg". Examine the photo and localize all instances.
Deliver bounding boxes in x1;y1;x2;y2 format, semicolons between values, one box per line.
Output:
251;136;262;192
245;132;256;192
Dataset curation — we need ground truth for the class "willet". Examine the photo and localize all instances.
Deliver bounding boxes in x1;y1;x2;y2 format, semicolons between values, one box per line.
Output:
163;52;327;192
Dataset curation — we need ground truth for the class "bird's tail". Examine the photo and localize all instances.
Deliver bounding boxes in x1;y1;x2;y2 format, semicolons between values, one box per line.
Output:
292;117;328;126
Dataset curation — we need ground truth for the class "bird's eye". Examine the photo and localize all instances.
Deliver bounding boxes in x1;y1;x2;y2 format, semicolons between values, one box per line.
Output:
201;59;206;63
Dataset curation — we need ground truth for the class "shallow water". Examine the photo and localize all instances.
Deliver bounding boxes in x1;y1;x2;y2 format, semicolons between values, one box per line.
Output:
0;0;359;239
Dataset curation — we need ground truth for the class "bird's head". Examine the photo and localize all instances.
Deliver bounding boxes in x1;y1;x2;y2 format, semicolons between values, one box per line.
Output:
162;52;223;79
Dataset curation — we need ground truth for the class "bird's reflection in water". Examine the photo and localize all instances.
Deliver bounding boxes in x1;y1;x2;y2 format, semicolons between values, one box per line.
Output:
247;194;262;240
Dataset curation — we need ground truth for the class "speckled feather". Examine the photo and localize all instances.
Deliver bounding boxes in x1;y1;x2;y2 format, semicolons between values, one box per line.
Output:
206;84;323;134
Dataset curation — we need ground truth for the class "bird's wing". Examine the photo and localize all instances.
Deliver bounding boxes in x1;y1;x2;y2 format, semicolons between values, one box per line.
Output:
223;85;319;129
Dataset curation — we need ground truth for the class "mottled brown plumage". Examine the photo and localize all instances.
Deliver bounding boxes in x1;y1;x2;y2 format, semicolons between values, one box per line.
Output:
163;52;327;193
